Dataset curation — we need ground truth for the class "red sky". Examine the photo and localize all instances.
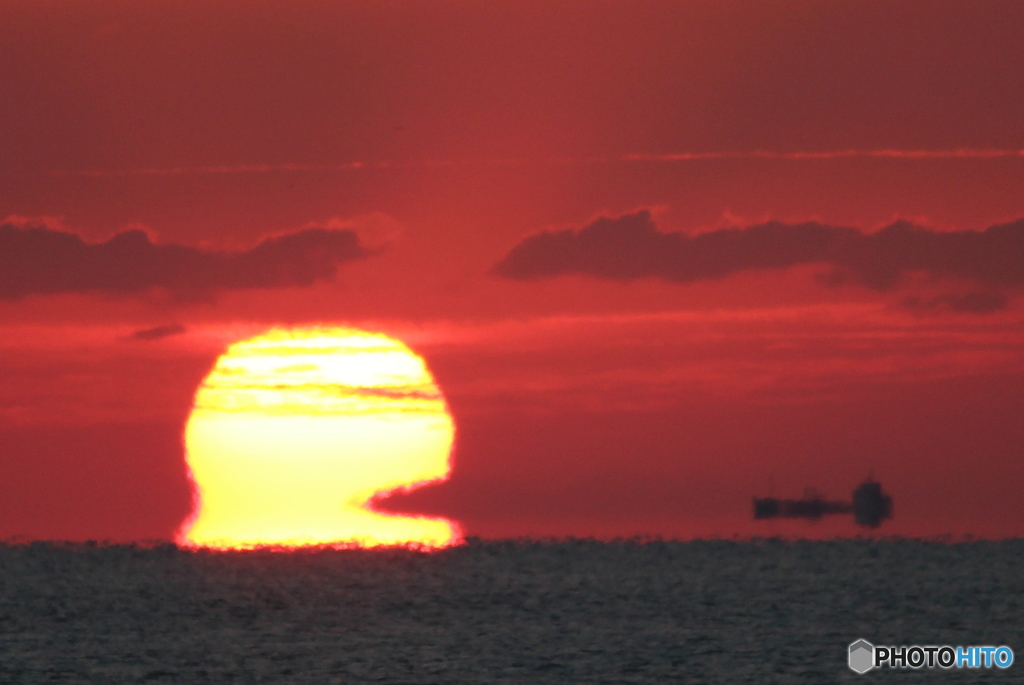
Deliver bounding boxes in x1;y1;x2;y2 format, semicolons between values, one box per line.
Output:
2;0;1024;541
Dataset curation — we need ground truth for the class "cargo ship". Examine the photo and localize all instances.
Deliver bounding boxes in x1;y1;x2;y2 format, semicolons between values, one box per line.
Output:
753;479;893;528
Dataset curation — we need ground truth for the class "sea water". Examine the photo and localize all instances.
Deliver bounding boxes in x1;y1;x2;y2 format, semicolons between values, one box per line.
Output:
0;539;1021;683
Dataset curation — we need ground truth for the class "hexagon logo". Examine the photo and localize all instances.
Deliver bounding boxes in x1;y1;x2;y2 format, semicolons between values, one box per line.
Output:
849;639;875;674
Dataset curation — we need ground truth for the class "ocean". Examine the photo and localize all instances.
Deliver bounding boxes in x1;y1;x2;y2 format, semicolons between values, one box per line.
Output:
1;539;1020;683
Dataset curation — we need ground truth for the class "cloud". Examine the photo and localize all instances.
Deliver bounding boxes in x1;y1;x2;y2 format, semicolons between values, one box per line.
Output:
303;212;404;251
900;292;1008;316
0;224;372;300
129;324;187;341
493;211;1024;309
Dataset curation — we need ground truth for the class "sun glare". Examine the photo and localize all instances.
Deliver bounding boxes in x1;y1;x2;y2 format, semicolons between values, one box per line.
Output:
176;327;459;549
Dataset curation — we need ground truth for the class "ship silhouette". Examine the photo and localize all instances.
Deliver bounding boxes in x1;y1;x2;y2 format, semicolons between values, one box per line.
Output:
753;479;893;528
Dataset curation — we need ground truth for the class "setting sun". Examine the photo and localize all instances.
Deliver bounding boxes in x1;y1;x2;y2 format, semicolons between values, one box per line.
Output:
176;327;459;549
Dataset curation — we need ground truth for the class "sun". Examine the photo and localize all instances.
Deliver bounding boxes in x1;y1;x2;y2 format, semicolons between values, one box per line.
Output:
176;327;459;549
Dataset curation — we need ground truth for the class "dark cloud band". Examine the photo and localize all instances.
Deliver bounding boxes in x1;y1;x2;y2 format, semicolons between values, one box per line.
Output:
0;224;371;300
130;324;187;341
494;211;1024;310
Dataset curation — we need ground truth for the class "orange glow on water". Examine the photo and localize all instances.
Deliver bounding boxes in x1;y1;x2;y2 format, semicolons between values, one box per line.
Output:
176;327;460;549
